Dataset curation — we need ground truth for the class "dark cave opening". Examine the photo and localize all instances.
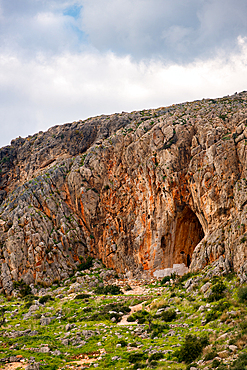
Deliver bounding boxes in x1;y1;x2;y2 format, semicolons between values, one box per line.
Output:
187;254;191;267
161;206;204;269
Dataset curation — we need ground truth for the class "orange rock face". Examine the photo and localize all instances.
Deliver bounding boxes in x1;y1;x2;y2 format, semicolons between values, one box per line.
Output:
0;93;247;292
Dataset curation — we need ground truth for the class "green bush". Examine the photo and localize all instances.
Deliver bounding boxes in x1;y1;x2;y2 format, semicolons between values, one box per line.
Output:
186;363;197;370
238;285;247;302
148;322;169;338
89;302;130;323
127;310;150;324
212;359;221;368
205;310;219;323
13;280;31;297
204;350;217;361
94;284;122;295
240;320;247;333
23;294;35;308
39;295;53;304
133;364;146;369
217;364;227;370
208;278;226;302
230;352;247;370
180;272;195;283
205;300;230;323
174;334;209;364
24;301;34;309
24;294;35;301
160;309;177;322
212;281;226;294
128;352;147;363
149;360;158;368
78;256;93;271
74;293;91;300
148;353;164;362
160;276;170;285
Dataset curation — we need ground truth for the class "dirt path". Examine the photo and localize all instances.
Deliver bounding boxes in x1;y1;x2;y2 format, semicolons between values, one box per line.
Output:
118;301;147;326
58;349;106;370
1;361;28;370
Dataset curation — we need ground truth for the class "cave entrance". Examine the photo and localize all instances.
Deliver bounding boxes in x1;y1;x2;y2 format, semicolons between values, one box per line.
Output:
161;206;204;269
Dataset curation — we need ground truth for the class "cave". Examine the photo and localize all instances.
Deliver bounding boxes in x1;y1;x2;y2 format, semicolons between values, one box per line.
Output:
161;206;204;269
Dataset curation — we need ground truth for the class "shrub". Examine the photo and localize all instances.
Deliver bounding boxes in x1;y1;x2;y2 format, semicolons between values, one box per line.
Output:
240;320;247;333
13;280;31;297
238;285;247;302
95;284;122;295
127;310;150;324
117;339;127;347
174;334;209;364
39;295;53;304
24;301;34;309
128;352;147;363
78;256;93;271
89;302;130;323
217;364;227;370
212;281;226;294
133;364;146;369
160;309;177;322
24;294;35;302
212;359;221;368
160;276;170;285
126;314;136;322
205;300;230;323
148;353;164;362
149;361;158;368
148;322;169;338
74;293;91;300
230;352;247;370
204;350;217;361
207;279;226;302
179;272;195;283
205;310;219;323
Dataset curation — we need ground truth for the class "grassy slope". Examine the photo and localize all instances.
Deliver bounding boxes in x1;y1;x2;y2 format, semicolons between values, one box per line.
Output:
0;262;246;370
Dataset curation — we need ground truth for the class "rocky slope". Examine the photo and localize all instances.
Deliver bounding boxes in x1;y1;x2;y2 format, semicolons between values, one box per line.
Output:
0;260;246;370
0;92;247;293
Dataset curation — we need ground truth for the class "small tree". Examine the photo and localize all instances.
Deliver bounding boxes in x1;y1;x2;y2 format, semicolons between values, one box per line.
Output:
0;307;6;327
238;285;247;303
174;334;209;364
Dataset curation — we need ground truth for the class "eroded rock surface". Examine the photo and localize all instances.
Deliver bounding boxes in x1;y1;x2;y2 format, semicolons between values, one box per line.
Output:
1;93;247;292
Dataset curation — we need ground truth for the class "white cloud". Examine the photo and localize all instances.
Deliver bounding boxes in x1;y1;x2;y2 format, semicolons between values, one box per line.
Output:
0;0;247;148
1;36;247;147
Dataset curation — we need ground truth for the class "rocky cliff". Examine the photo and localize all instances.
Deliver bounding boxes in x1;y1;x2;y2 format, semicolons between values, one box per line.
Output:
1;92;247;294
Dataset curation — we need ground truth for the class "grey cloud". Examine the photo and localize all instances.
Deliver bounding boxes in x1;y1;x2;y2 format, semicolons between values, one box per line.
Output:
80;0;247;62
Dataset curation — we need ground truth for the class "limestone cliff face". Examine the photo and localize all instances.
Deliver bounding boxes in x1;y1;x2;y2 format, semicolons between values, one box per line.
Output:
1;93;247;293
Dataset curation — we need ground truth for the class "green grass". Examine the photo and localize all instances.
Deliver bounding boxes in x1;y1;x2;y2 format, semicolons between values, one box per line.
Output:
0;264;246;370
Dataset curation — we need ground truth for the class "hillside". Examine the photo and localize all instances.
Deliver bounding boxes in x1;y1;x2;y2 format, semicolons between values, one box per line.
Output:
0;92;247;294
0;261;246;370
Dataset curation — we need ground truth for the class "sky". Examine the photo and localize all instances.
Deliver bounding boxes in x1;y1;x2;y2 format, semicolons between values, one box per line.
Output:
1;0;247;147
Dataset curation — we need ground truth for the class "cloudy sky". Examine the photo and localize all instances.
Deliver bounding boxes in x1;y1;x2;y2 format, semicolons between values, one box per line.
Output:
1;0;247;147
